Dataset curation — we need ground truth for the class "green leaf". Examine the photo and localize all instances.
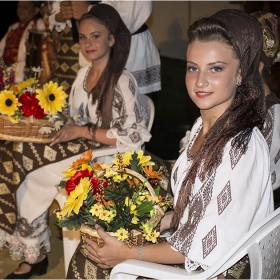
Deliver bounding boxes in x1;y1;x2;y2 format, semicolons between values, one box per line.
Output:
154;186;160;197
130;152;143;174
136;201;153;216
58;180;66;189
57;213;83;230
104;188;126;202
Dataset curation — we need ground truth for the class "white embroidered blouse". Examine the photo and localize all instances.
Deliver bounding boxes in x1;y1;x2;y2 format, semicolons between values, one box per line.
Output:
168;117;273;271
68;66;151;163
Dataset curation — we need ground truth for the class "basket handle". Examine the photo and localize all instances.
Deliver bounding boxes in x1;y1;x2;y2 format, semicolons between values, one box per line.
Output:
112;168;164;228
111;167;156;203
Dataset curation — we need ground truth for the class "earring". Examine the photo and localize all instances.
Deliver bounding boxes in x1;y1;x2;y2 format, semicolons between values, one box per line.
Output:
237;81;242;86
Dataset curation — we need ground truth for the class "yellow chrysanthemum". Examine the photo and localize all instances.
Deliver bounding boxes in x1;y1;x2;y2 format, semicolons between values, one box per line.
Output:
90;203;103;217
99;209;116;223
115;228;128;241
150;230;160;243
60;177;91;217
17;78;36;93
36;81;68;115
106;210;116;223
137;150;154;167
0;90;20;116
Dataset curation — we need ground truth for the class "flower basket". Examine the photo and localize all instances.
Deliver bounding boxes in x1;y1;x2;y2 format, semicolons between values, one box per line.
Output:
80;223;146;248
0;66;68;143
56;150;173;248
0;114;56;143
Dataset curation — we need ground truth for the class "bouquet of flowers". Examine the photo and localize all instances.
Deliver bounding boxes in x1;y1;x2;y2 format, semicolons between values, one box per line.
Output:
0;65;68;142
56;150;173;247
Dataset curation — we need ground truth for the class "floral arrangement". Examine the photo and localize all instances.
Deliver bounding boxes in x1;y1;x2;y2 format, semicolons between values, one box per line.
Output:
56;150;173;246
0;66;68;134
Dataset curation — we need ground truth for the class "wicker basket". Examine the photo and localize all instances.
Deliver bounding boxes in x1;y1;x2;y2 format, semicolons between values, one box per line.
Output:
80;168;165;248
0;114;56;143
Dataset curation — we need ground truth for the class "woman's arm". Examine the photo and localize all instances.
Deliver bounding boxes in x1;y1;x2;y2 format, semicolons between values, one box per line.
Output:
83;224;185;269
50;122;117;146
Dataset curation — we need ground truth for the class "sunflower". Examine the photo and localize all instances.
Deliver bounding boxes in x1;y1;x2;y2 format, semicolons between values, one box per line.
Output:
36;81;68;115
0;90;20;116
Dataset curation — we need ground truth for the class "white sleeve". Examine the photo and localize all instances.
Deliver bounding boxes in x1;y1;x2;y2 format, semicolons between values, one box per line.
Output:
100;1;152;33
264;105;280;190
107;71;151;150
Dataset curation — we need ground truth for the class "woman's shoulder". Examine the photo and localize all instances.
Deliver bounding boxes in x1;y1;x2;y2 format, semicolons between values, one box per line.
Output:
117;69;138;89
226;127;269;157
119;69;136;82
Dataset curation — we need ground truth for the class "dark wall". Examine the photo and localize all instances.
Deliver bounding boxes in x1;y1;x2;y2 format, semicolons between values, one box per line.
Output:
0;1;18;40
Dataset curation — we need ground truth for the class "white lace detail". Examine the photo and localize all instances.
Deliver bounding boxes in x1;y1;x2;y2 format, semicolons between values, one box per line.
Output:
0;211;51;263
185;257;209;272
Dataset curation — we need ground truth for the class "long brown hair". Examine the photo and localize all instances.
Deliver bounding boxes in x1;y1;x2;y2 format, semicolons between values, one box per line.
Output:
171;13;265;230
80;4;131;129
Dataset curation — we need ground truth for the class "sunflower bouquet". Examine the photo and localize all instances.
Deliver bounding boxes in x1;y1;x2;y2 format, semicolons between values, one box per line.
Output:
0;66;68;143
56;150;173;247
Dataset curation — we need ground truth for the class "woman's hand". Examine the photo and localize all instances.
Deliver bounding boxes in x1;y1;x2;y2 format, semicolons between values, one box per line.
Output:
160;210;174;233
82;225;131;268
50;122;82;146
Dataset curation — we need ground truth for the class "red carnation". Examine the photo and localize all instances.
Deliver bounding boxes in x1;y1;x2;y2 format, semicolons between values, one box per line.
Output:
19;92;46;119
65;169;93;195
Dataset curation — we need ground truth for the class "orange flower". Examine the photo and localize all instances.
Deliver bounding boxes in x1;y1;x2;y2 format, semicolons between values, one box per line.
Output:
143;165;162;179
71;150;93;169
127;178;141;187
82;150;93;162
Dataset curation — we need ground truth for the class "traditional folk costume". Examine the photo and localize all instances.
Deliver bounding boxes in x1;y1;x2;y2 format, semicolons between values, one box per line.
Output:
0;4;151;264
49;0;161;95
0;16;45;83
100;1;161;94
68;9;273;280
251;12;280;192
168;117;273;272
263;93;280;191
167;9;274;276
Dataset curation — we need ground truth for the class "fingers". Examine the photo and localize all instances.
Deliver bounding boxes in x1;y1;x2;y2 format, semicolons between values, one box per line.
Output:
95;224;108;240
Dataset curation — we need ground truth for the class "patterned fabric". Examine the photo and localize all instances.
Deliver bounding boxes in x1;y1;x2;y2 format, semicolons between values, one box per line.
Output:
101;0;161;94
0;18;45;83
0;210;51;263
55;25;80;94
49;1;161;95
39;31;58;83
69;67;151;163
262;92;280;190
168;117;273;271
0;138;95;234
2;21;30;65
